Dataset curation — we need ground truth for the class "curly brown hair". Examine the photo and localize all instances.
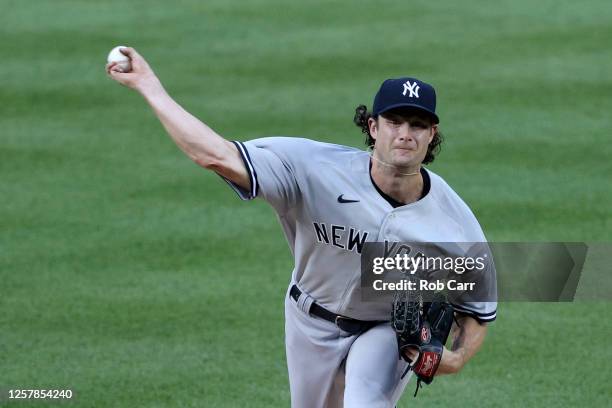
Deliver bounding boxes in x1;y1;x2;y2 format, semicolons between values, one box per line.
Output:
353;105;443;164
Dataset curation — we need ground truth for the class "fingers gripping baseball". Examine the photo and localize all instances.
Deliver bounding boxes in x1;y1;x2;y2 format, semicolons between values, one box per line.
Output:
105;46;161;94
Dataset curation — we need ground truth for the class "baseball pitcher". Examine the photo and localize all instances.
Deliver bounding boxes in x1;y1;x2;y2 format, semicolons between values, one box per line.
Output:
107;47;497;408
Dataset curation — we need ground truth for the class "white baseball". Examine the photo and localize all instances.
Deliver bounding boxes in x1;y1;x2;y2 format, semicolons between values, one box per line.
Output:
107;46;132;72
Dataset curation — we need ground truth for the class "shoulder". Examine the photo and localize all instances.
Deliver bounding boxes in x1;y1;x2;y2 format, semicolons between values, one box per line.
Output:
426;169;486;241
241;137;364;166
244;137;359;153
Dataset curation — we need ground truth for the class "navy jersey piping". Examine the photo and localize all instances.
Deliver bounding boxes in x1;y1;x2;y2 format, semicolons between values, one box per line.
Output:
232;141;258;198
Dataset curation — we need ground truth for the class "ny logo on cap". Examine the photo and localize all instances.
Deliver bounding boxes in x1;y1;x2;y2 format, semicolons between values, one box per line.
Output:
402;80;420;98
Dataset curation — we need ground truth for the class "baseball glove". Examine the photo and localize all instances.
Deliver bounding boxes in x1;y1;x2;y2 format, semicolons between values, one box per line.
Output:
392;288;455;396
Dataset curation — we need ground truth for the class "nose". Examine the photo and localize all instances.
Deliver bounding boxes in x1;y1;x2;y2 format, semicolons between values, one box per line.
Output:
397;123;415;142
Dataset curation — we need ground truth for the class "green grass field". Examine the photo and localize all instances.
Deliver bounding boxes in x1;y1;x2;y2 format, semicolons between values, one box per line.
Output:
1;0;611;406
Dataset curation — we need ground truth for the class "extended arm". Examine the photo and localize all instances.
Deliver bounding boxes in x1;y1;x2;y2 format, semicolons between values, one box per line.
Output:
436;314;488;375
105;47;250;190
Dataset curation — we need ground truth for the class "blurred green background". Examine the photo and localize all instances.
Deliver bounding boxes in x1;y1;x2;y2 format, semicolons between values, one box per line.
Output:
1;0;611;406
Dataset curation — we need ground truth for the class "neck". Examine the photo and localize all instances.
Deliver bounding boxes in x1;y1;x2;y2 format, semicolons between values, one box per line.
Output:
370;157;423;205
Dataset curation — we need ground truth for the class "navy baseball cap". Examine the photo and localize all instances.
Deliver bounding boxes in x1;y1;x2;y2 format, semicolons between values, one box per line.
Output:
372;77;439;123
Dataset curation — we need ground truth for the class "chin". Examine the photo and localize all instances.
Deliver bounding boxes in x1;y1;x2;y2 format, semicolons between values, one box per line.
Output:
396;162;417;169
390;154;416;167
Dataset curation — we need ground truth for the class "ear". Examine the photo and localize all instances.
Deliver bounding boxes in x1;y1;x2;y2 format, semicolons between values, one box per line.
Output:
368;117;378;141
428;124;437;144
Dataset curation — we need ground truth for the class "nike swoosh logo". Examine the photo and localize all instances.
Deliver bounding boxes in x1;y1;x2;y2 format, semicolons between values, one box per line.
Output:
337;194;360;203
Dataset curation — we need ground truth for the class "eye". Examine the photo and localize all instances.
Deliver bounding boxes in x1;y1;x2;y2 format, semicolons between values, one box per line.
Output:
410;121;427;129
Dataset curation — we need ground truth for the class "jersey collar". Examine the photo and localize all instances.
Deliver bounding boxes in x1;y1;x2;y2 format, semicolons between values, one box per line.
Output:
368;160;431;208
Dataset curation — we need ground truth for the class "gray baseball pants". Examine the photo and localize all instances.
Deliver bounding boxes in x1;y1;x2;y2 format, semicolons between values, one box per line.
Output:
284;286;413;408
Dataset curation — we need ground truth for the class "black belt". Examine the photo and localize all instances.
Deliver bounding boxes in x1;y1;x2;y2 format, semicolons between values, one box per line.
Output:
290;285;379;335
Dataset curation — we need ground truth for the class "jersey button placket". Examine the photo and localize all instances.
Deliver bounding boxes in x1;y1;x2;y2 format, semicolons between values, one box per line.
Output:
379;212;395;241
387;213;396;239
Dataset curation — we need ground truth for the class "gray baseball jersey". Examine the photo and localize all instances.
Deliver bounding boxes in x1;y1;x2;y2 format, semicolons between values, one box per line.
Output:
225;137;497;323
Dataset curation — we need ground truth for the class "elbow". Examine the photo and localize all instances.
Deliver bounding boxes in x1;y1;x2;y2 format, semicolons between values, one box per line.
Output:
192;154;222;170
186;140;232;171
187;146;224;170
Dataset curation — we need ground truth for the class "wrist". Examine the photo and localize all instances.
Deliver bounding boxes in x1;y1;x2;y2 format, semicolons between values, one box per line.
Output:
438;348;464;375
139;76;166;100
449;349;466;373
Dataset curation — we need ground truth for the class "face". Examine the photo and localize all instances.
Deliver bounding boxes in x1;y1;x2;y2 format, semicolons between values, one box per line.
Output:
368;109;436;168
